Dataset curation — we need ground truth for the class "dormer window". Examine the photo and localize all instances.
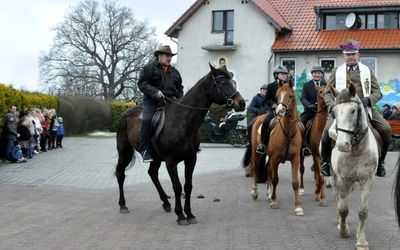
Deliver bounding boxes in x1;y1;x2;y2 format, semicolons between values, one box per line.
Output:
316;5;400;30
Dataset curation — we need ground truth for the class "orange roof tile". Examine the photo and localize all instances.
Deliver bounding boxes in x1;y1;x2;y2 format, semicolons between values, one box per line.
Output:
266;0;400;51
166;0;400;51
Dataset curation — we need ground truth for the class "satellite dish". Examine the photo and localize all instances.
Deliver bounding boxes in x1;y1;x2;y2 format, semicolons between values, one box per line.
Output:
345;13;356;28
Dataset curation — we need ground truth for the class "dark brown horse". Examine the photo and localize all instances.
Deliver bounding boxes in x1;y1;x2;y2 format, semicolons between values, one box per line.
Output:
250;80;304;215
299;85;327;206
115;64;245;225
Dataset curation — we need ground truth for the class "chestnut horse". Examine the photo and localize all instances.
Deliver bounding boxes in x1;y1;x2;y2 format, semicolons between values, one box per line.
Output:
250;80;304;216
299;85;327;206
115;64;245;225
329;83;378;249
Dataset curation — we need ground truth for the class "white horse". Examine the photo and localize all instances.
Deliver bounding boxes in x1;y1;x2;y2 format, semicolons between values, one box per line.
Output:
329;83;379;250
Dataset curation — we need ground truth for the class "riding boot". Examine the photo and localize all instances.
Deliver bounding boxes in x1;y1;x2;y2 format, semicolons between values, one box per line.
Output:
301;132;312;157
256;124;268;154
376;145;388;177
320;138;332;176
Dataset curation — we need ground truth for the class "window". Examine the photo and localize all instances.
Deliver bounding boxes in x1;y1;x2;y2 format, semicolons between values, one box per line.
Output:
324;15;336;30
282;59;296;84
213;10;234;45
320;59;336;81
360;57;377;76
319;9;400;30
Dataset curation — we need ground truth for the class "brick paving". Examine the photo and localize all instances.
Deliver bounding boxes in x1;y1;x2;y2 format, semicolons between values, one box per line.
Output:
0;137;399;250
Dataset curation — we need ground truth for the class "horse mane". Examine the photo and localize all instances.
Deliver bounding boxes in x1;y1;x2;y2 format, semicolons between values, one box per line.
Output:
184;67;233;97
335;89;353;104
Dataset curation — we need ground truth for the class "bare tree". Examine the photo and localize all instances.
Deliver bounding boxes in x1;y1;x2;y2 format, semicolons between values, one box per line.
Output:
39;0;160;101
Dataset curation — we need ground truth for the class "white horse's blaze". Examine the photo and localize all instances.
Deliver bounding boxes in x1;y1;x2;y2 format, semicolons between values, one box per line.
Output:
275;90;287;116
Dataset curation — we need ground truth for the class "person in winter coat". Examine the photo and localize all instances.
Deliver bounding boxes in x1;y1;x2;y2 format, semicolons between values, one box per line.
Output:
137;45;184;163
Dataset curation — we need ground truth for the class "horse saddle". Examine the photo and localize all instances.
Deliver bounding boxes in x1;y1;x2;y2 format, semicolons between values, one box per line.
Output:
151;108;166;140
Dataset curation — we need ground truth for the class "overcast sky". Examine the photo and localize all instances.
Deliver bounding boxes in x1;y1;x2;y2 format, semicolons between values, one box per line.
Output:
0;0;194;92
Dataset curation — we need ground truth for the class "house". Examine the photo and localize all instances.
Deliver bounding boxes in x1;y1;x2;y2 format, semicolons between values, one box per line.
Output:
165;0;400;113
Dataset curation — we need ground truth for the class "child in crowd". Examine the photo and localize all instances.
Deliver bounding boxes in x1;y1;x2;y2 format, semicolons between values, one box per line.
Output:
9;140;27;163
56;117;64;148
17;117;32;159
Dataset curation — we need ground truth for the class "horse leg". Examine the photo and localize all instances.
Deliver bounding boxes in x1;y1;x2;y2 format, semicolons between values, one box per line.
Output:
165;162;188;225
336;181;351;237
115;146;133;214
291;157;304;216
148;161;171;212
299;156;305;196
313;154;327;206
356;179;373;249
251;153;260;200
269;158;279;209
183;157;197;224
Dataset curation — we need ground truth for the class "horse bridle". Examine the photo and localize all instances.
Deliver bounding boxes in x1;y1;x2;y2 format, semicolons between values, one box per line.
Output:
335;100;368;146
164;74;239;111
212;75;240;107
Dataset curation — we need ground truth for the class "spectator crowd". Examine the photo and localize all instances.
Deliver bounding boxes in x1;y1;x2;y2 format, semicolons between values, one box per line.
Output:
1;106;65;163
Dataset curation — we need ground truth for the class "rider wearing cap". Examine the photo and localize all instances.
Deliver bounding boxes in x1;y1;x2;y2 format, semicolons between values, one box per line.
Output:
321;39;391;177
248;83;270;121
299;65;327;157
256;65;289;154
137;45;184;163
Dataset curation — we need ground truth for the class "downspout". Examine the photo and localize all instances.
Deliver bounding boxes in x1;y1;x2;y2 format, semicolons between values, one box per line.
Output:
267;51;274;83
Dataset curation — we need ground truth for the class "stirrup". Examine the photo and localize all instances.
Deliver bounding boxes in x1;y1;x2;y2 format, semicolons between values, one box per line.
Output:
256;144;265;155
302;147;312;157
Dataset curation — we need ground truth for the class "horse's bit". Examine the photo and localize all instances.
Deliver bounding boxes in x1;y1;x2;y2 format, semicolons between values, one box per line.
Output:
335;100;368;146
212;75;239;107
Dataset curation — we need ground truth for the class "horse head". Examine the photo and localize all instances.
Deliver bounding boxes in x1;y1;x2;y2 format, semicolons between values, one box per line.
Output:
208;63;245;112
276;79;296;118
329;83;368;151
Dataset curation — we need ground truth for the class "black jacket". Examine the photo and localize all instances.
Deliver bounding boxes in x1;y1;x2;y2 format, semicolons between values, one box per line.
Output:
138;59;184;103
264;81;279;109
301;80;327;110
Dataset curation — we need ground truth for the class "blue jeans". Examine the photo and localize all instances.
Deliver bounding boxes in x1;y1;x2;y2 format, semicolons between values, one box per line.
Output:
6;139;15;159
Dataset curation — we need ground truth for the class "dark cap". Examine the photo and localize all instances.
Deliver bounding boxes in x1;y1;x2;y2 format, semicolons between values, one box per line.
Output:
383;104;390;108
153;45;177;57
340;39;360;54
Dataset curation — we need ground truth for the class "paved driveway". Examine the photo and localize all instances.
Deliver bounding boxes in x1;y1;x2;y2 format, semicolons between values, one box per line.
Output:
0;137;399;249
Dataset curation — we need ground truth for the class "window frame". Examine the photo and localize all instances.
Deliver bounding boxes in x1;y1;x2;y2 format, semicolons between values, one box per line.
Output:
212;10;234;45
319;58;336;82
281;58;296;85
360;57;377;76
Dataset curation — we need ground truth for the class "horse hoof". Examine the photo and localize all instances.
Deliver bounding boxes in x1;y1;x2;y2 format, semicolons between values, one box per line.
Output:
295;208;304;216
356;243;369;250
270;203;279;209
187;217;198;224
338;225;350;237
299;189;305;196
119;207;129;214
177;219;190;226
162;204;172;213
251;190;258;200
319;201;328;207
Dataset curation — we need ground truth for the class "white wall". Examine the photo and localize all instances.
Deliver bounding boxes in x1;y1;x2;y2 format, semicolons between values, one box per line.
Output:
175;0;276;109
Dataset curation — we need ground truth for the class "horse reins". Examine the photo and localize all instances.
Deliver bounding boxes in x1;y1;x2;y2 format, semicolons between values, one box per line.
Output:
164;74;239;111
335;100;368;146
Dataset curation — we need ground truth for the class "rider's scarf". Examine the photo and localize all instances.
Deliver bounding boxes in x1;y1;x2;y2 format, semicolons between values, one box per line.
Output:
335;62;372;118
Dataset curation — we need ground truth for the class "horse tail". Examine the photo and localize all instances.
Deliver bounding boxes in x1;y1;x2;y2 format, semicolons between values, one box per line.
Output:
115;107;140;171
241;145;252;168
394;153;400;227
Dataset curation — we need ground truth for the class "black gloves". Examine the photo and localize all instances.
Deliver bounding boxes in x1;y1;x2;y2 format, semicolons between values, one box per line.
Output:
361;97;371;107
308;104;316;110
